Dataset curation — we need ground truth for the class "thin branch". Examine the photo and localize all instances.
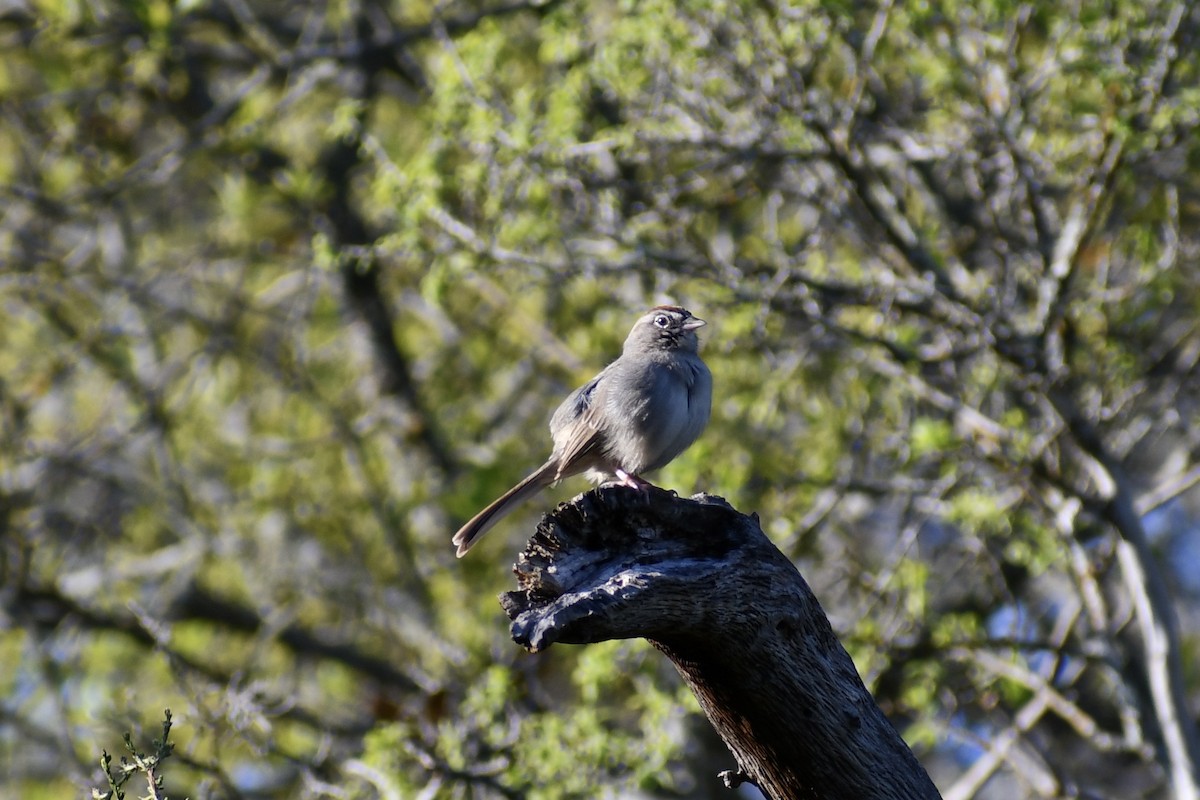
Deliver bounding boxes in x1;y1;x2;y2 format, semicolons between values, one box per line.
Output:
942;693;1058;800
1061;402;1200;800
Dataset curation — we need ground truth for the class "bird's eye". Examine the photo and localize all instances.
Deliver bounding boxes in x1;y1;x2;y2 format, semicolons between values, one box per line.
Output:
654;315;670;328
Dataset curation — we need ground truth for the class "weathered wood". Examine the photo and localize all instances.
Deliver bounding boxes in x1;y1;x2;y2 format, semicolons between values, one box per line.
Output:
499;486;943;800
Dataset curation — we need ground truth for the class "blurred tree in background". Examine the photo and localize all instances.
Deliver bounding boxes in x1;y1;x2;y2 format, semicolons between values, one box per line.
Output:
2;0;1199;798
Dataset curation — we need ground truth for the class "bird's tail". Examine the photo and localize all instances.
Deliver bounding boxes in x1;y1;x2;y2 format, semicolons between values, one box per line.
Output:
452;459;558;557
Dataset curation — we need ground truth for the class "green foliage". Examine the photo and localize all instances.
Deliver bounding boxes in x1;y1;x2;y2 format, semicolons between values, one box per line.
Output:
910;417;958;458
358;649;686;798
3;0;1199;797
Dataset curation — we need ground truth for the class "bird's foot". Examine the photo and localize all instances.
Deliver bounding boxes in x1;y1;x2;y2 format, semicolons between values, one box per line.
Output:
614;469;653;495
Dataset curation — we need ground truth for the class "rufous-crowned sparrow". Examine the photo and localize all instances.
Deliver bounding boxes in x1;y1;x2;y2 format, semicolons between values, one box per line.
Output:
452;305;712;557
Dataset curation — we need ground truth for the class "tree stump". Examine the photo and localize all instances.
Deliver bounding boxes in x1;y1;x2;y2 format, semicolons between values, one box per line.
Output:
499;486;943;800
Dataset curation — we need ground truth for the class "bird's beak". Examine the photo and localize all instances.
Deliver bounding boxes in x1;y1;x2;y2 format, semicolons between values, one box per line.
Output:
682;317;706;331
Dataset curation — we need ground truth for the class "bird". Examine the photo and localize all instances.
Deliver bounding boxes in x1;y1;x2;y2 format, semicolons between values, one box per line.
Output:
452;305;713;557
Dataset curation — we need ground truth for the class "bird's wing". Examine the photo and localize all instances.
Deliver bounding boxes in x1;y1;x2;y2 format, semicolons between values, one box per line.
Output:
548;372;607;480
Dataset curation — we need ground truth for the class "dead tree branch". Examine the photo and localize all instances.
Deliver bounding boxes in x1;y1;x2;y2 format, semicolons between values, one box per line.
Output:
500;487;943;800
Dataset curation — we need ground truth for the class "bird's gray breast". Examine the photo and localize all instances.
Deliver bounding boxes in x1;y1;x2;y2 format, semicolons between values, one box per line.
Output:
601;353;711;474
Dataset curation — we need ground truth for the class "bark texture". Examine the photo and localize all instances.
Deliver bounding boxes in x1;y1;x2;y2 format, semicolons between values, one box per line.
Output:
499;486;943;800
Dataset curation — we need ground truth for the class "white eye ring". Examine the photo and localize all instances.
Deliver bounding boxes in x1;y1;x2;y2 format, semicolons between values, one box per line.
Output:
654;315;670;328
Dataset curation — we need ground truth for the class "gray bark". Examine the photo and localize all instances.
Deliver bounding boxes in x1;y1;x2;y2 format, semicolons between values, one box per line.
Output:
499;486;943;800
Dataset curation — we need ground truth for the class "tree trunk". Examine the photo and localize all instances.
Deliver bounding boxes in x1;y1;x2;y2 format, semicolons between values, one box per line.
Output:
499;486;943;800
